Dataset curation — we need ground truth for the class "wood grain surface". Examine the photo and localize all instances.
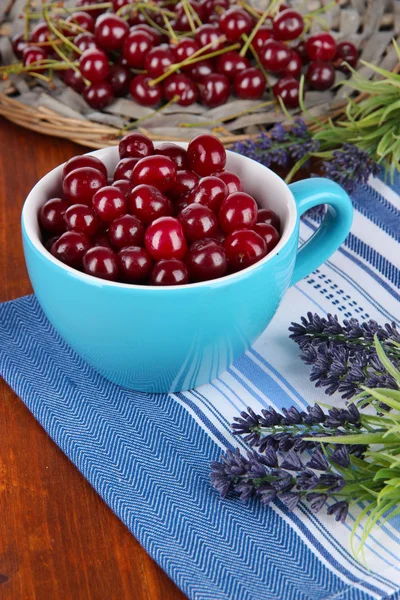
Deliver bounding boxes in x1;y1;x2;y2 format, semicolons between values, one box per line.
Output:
0;118;186;600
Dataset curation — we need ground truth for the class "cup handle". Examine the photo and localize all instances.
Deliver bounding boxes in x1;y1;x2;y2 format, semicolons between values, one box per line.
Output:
288;177;353;286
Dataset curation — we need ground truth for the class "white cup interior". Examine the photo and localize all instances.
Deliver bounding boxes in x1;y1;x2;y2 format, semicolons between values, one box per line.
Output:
22;143;298;289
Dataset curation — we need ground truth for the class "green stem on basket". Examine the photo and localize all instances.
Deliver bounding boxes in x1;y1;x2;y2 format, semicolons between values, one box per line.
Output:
148;38;236;87
119;94;180;134
181;0;196;32
240;2;274;58
43;5;82;56
241;34;269;83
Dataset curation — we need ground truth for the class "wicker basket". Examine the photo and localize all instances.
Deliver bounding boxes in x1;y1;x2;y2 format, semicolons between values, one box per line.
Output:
0;0;399;149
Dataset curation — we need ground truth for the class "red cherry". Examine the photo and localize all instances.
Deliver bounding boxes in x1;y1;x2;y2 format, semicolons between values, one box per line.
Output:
219;8;253;42
107;64;131;96
63;155;108;179
92;231;112;248
292;40;308;63
172;37;200;63
224;229;266;271
79;48;109;82
63;167;107;205
40;198;69;234
94;14;129;51
273;76;300;108
123;30;154;68
178;204;218;242
112;0;134;11
174;193;191;215
216;51;251;81
252;27;274;55
259;39;291;72
51;231;91;267
233;67;266;100
22;46;47;72
186;238;227;281
76;0;106;19
215;170;243;194
175;1;205;31
112;179;133;196
62;68;85;93
306;32;337;62
65;11;95;35
168;170;199;200
119;133;154;159
92;186;127;223
74;32;98;54
79;80;108;110
202;0;230;19
257;208;280;231
132;155;177;192
144;46;175;78
273;9;304;41
83;81;113;109
108;214;144;249
118;246;153;282
211;229;226;244
145;217;188;260
184;59;214;83
11;34;28;59
64;203;100;237
218;192;258;233
335;41;358;71
283;50;302;78
254;223;280;253
163;74;199;106
200;73;230;108
31;22;53;47
154;143;188;169
151;259;189;285
130;24;161;46
128;184;172;224
187;176;228;212
187;134;226;177
130;75;162;107
83;246;119;280
195;24;224;50
113;157;140;181
306;61;335;90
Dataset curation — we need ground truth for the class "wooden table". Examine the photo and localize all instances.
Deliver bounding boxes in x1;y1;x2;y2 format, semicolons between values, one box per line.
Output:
0;119;186;600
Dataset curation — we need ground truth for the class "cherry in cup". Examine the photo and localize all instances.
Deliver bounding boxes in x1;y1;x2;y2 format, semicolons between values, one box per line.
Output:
83;246;119;281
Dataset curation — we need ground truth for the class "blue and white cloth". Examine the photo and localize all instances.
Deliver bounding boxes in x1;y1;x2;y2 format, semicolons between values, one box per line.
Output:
0;175;399;600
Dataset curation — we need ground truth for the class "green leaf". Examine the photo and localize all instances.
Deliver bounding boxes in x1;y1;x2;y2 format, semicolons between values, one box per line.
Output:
374;335;400;383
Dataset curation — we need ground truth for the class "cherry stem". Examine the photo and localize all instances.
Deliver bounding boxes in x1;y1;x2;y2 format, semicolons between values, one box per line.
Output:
58;18;88;36
24;0;32;41
149;36;233;87
51;40;90;85
138;8;170;36
163;13;178;41
43;5;82;56
119;94;180;134
240;1;276;58
239;1;262;19
241;33;269;84
181;0;196;32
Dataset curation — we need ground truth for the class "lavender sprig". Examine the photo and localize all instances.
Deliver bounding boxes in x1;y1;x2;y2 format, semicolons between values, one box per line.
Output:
231;403;366;456
289;314;400;401
320;144;380;194
231;119;320;169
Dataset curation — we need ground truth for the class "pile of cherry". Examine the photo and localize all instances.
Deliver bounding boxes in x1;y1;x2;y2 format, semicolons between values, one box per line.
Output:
39;133;282;285
12;0;359;110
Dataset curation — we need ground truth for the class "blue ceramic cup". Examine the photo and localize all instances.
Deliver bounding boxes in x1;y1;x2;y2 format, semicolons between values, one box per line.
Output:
22;144;353;393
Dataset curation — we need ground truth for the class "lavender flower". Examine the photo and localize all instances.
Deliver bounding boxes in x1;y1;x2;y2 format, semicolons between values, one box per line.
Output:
289;313;400;401
231;119;319;170
321;144;379;194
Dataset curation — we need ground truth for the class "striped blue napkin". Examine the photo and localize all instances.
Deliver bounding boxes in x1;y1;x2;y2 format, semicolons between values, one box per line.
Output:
0;175;399;600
